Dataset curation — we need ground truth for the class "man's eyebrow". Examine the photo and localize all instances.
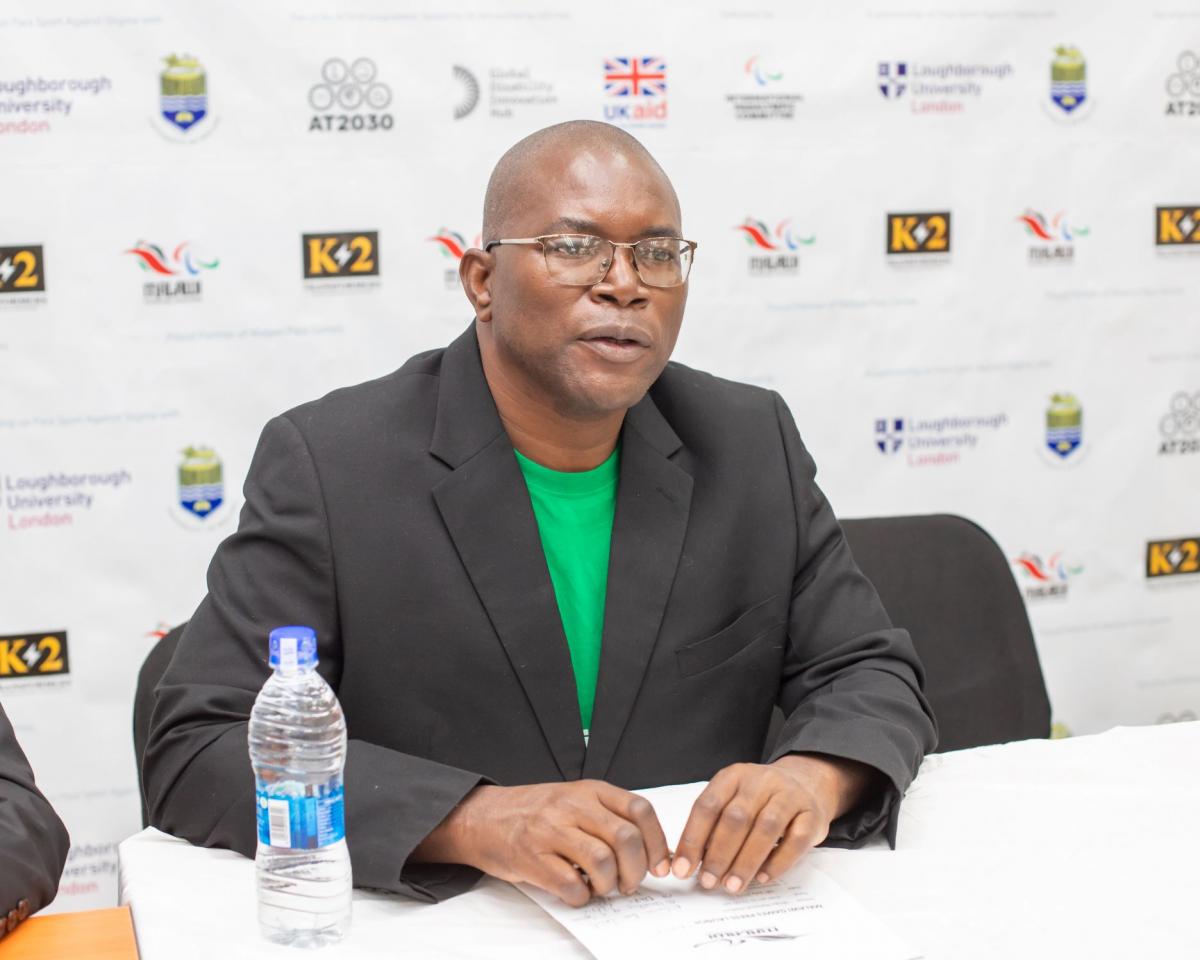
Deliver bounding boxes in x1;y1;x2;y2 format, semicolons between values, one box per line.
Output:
540;216;683;238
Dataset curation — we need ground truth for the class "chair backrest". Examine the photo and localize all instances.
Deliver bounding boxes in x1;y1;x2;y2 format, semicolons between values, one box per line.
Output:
840;514;1051;752
132;622;187;827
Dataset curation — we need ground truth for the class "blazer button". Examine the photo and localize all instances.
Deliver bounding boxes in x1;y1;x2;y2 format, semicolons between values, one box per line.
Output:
5;909;17;932
17;899;30;921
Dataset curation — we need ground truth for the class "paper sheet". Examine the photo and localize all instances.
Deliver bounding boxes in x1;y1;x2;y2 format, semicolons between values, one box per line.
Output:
518;781;920;960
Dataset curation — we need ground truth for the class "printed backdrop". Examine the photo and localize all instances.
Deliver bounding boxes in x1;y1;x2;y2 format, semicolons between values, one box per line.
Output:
1;0;1198;911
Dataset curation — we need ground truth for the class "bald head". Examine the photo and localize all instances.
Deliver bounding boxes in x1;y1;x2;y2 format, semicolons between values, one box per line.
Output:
482;120;680;243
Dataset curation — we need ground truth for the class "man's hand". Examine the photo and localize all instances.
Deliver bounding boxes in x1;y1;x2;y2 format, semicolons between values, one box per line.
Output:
671;754;879;893
412;780;671;907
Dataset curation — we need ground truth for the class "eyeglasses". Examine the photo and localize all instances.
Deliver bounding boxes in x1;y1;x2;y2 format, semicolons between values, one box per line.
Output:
483;234;697;288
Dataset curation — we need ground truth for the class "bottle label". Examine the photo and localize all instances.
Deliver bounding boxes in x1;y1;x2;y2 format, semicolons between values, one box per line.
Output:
255;778;345;849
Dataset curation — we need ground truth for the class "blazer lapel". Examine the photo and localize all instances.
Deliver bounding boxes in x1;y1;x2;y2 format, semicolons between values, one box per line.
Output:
430;327;586;782
582;392;693;781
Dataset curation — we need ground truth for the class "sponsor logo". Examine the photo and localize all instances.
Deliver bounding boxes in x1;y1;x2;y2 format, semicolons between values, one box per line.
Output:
0;631;69;679
1156;205;1200;248
302;231;380;292
1159;391;1200;455
727;55;804;120
124;240;219;302
154;54;216;141
0;74;113;136
886;212;951;260
3;469;133;531
308;58;393;133
874;412;1007;467
1017;209;1089;264
1044;45;1092;123
427;228;479;289
453;65;479;119
172;446;230;529
735;217;814;275
603;56;667;126
0;244;47;308
1146;536;1200;579
1165;50;1200;117
878;58;1013;113
1013;551;1083;600
1045;392;1083;460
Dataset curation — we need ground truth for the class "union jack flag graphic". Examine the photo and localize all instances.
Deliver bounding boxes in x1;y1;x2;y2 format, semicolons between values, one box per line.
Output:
604;57;667;97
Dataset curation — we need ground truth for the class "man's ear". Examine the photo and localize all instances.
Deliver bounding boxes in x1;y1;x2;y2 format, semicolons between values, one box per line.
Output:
459;247;493;321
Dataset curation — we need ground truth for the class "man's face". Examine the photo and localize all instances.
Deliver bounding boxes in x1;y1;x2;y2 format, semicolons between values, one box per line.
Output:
477;147;688;418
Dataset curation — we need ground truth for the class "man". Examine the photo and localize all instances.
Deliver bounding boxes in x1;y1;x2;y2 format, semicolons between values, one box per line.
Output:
0;702;70;938
145;121;935;907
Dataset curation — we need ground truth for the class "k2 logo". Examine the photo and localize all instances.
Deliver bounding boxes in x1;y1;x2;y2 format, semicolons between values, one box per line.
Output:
0;245;46;293
887;213;951;255
0;632;69;679
1146;537;1200;578
302;232;379;278
1155;207;1200;245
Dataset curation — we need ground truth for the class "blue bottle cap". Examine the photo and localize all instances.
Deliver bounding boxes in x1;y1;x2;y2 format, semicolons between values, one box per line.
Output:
268;626;318;673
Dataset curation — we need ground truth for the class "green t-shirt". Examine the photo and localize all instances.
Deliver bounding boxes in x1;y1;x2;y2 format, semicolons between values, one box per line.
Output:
514;446;619;740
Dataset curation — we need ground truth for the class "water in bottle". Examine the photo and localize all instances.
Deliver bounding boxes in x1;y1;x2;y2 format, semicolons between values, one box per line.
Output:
248;625;352;947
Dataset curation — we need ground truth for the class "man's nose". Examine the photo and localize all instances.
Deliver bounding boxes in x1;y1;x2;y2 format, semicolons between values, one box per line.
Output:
592;246;648;306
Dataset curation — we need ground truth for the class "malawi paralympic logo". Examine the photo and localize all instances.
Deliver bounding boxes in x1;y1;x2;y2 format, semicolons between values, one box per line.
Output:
1013;550;1084;600
736;218;814;276
1017;209;1090;263
124;240;219;302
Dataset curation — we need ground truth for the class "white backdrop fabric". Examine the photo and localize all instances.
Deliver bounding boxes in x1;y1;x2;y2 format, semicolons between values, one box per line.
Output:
1;0;1198;911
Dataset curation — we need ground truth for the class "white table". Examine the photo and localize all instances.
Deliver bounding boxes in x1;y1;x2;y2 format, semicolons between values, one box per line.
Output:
119;723;1200;959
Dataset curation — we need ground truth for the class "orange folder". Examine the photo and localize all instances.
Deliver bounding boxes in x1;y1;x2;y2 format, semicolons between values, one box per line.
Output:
0;906;137;959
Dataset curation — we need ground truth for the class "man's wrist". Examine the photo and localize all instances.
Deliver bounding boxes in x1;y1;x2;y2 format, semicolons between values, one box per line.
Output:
410;784;495;867
771;752;879;821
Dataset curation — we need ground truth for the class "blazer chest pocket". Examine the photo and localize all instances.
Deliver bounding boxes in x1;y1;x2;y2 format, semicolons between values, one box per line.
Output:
676;596;784;678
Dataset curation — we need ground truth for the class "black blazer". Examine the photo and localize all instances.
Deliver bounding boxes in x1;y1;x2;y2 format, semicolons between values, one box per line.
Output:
0;703;70;935
144;325;935;902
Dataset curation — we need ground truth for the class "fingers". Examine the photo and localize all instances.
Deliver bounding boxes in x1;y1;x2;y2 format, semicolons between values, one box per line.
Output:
756;811;827;884
718;795;796;892
533;851;592;908
690;788;762;891
596;786;671;881
672;771;737;879
573;806;649;895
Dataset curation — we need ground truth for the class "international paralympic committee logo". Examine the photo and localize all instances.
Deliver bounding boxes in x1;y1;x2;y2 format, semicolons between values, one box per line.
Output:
736;218;814;276
1017;209;1089;264
603;56;668;125
153;54;216;141
124;240;218;302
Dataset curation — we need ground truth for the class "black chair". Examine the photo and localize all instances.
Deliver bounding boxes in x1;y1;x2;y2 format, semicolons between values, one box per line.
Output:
133;622;186;828
839;514;1051;752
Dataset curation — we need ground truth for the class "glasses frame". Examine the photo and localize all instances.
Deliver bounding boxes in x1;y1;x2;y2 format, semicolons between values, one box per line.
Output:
483;234;698;288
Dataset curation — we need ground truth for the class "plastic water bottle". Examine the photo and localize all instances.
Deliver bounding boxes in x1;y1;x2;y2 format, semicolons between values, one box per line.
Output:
248;626;352;947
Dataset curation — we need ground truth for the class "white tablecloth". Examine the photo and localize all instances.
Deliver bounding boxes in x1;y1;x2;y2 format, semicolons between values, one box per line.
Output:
119;722;1200;959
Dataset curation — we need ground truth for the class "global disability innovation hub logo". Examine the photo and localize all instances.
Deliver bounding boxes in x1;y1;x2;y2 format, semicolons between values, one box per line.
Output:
1012;551;1084;601
735;218;814;276
877;58;1013;113
727;55;803;121
452;63;558;121
124;240;219;302
0;244;47;309
308;58;393;132
1017;209;1090;264
1159;391;1199;456
153;54;216;141
874;412;1008;467
1165;50;1200;117
603;56;668;126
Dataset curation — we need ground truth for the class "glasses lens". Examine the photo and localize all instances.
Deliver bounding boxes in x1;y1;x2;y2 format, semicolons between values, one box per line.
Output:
634;238;692;287
541;235;609;285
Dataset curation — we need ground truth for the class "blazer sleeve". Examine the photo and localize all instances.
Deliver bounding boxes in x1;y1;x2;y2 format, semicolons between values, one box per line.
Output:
765;393;937;847
0;703;70;919
142;414;487;902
